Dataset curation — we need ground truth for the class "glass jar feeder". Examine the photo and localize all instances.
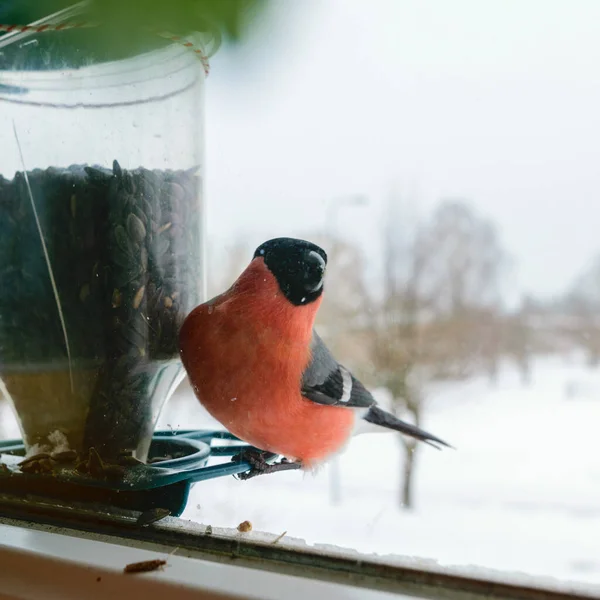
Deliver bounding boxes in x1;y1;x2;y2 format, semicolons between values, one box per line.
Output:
0;9;218;467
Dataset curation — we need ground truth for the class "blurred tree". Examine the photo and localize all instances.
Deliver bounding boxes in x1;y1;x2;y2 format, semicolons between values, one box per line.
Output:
561;255;600;367
367;195;429;509
421;201;504;312
417;199;508;379
362;196;508;509
198;202;509;511
506;295;534;385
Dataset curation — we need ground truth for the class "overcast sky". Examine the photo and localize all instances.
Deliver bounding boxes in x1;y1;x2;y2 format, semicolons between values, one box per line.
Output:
1;0;599;303
205;0;600;302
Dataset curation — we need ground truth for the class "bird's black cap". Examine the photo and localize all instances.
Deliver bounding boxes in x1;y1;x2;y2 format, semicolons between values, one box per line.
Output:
254;238;328;306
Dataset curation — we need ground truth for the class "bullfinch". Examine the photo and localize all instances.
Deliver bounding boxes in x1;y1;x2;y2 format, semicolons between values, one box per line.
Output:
179;237;450;479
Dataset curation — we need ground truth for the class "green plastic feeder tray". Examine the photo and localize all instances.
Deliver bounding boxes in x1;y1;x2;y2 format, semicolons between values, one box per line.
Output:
0;429;255;517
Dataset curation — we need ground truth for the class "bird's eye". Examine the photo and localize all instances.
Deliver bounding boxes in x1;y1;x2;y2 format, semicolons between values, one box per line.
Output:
306;250;326;272
303;250;326;292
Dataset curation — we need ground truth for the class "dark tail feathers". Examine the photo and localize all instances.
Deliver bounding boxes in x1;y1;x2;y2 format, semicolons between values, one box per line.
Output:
363;405;453;450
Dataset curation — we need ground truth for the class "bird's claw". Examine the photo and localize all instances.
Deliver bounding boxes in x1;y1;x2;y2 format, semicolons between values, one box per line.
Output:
232;448;301;480
232;448;275;471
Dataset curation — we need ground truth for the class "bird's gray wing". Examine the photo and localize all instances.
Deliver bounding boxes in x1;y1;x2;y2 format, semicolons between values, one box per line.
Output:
301;332;452;449
301;331;375;408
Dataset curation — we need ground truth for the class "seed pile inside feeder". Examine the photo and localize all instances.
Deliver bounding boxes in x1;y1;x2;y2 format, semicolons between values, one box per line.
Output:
0;160;202;462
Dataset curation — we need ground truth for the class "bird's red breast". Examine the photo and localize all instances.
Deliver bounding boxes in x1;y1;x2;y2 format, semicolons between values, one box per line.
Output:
179;257;355;465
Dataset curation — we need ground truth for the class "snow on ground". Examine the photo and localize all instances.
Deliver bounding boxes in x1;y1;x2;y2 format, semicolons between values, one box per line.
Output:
161;354;600;587
2;354;600;587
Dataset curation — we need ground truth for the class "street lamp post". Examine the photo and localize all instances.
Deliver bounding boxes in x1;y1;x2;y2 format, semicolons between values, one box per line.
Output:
324;193;368;506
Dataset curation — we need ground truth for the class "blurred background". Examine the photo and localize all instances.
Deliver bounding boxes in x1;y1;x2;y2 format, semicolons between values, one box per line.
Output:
3;0;600;587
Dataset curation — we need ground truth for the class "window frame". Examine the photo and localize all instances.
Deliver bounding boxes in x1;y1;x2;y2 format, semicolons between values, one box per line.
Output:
1;494;597;600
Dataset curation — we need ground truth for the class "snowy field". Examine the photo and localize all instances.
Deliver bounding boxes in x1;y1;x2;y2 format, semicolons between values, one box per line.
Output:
2;354;600;589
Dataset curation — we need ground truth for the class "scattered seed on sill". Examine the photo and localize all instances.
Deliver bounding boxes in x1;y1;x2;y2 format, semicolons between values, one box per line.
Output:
124;559;166;574
237;520;252;533
272;531;287;545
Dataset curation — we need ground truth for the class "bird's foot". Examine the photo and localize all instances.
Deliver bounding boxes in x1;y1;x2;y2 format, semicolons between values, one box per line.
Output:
232;448;302;480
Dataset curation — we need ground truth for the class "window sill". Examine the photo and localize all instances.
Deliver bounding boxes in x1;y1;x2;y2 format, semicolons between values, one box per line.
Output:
1;506;598;600
0;521;403;600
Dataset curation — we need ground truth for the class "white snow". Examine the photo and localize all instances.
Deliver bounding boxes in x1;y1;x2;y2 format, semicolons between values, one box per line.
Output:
2;354;600;588
162;354;600;588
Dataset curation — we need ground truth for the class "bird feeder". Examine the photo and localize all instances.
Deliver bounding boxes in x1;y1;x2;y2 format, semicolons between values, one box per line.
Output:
0;2;256;514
